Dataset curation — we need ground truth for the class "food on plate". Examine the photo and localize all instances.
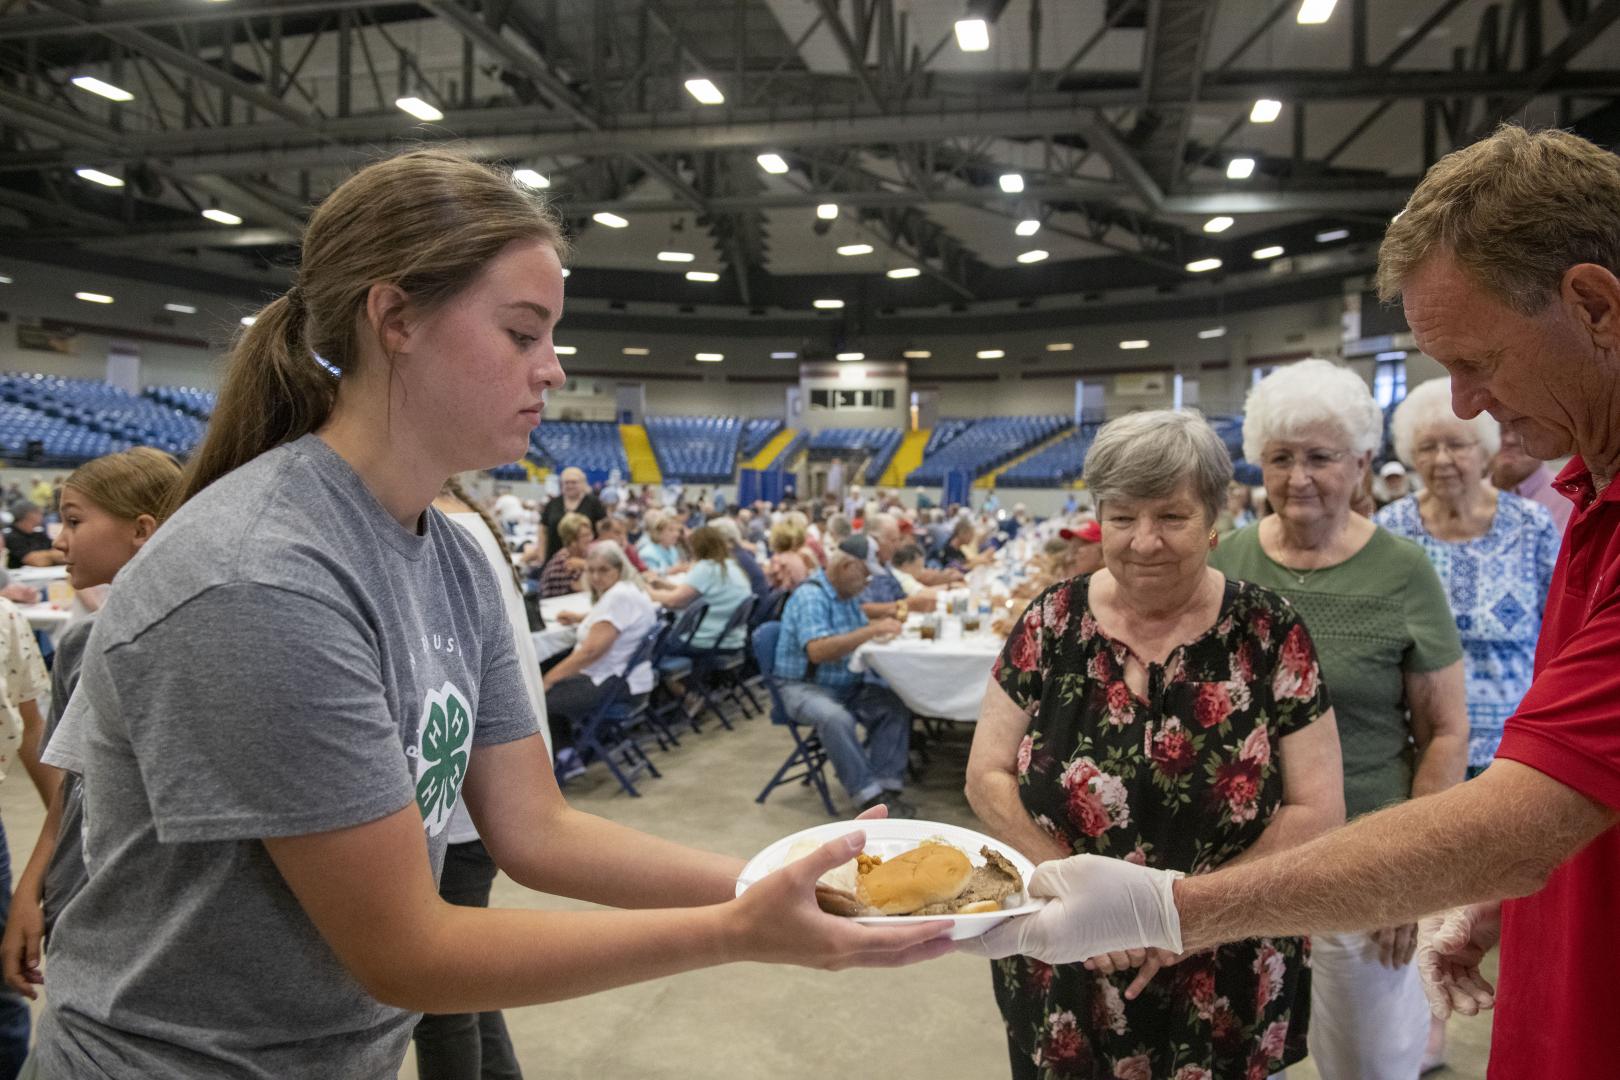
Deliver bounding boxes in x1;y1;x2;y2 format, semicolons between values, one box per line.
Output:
802;839;1025;917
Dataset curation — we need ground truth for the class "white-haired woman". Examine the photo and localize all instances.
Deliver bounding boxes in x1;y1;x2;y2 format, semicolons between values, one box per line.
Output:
1375;378;1559;777
1207;358;1468;1080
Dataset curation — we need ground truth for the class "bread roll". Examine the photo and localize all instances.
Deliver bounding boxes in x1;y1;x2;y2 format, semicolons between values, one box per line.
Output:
855;842;974;915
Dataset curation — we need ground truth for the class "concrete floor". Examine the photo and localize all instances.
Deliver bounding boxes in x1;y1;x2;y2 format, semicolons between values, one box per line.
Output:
0;706;1493;1079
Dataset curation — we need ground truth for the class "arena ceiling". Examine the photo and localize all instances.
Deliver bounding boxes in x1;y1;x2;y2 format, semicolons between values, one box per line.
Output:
1;0;1617;336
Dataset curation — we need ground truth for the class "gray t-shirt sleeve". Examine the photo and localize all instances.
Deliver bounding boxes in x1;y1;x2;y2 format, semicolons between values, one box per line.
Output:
102;582;416;844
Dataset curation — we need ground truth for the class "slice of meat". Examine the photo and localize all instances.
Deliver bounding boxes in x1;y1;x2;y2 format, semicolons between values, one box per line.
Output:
952;847;1024;909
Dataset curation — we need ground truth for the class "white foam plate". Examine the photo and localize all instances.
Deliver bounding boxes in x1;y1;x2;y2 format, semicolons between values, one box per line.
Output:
735;818;1044;940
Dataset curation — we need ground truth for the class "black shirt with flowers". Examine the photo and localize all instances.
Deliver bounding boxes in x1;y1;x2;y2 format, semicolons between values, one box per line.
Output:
989;575;1329;1080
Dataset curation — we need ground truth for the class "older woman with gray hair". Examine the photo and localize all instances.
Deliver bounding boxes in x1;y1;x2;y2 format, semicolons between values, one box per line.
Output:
1375;378;1559;780
1207;359;1467;1080
966;409;1344;1079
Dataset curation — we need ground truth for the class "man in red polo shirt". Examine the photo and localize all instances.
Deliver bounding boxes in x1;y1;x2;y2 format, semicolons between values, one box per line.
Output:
965;126;1620;1079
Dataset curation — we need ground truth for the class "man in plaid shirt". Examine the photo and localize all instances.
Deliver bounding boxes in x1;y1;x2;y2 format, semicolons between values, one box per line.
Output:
773;549;917;817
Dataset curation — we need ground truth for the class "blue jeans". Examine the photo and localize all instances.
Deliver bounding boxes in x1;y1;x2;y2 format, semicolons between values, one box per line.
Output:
776;680;911;805
0;819;30;1080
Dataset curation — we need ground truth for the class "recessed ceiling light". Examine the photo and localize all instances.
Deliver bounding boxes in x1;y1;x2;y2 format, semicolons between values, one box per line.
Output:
771;351;798;359
1315;228;1350;242
816;203;839;220
0;275;14;285
887;267;921;279
240;315;256;326
622;346;650;356
1392;210;1406;223
1226;157;1256;180
561;268;571;278
1250;99;1283;123
592;211;628;228
554;345;576;355
1016;249;1049;264
836;351;864;361
71;76;133;102
1015;219;1041;237
513;169;550;188
998;173;1025;194
657;250;695;262
1186;257;1223;273
394;96;443;122
1119;339;1150;350
75;167;123;187
1252;245;1285;260
74;291;113;304
977;349;1005;360
837;243;874;256
1198;326;1227;339
954;17;990;51
163;303;197;314
695;352;724;362
903;350;931;359
201;208;242;225
683;78;724;105
685;270;720;282
757;153;789;174
1203;215;1234;233
1297;0;1337;23
813;298;844;310
1046;342;1074;351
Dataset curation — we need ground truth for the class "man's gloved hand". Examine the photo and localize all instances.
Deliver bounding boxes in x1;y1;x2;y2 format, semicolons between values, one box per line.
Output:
958;854;1184;964
1417;903;1500;1019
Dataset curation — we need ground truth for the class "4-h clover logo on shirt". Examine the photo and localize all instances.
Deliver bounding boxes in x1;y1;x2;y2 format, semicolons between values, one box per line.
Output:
413;680;474;836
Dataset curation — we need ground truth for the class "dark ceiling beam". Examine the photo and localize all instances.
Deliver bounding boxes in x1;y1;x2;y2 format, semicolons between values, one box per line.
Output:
1467;0;1620;139
0;0;392;39
809;0;885;108
77;225;298;252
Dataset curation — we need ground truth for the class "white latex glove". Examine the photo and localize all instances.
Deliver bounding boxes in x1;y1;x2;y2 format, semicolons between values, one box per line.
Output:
958;854;1184;964
1417;903;1500;1019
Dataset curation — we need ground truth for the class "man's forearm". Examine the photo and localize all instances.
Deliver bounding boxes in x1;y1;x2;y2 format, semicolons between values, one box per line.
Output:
805;627;872;664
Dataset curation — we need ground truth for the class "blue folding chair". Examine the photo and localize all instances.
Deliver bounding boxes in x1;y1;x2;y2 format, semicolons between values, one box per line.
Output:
651;599;709;734
569;621;669;797
684;595;760;731
751;621;837;816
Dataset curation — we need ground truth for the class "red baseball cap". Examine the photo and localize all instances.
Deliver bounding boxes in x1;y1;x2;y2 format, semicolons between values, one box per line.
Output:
1060;520;1102;543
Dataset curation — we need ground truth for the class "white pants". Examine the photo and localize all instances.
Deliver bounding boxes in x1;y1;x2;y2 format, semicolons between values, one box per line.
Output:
1307;930;1429;1080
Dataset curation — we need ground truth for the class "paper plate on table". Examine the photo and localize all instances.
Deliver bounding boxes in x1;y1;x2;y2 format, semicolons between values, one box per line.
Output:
735;818;1044;941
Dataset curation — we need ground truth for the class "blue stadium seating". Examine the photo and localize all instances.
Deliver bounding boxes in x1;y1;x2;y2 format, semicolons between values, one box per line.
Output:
1;373;202;462
808;427;903;484
906;415;1070;486
923;418;973;458
996;424;1102;488
644;416;742;484
529;421;627;486
145;385;217;420
740;418;785;458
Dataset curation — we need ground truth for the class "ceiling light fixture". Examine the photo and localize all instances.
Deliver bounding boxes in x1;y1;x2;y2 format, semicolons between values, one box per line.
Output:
1315;228;1350;242
1119;339;1150;350
954;18;990;51
1015;218;1041;237
1016;249;1049;264
75;167;123;187
513;169;550;188
561;268;571;278
837;243;874;256
1198;326;1228;339
240;315;256;326
1046;342;1074;351
683;78;724;105
74;291;113;304
1186;257;1223;273
1252;245;1285;260
695;352;724;362
757;153;790;174
201;208;242;225
685;270;720;282
592;211;629;228
1297;0;1338;23
71;76;134;102
817;203;839;220
998;173;1025;194
657;250;695;262
554;346;577;355
976;349;1005;360
163;303;197;314
1203;215;1234;233
0;275;11;285
1250;99;1283;123
1226;157;1257;180
622;347;650;356
902;350;931;359
394;96;443;122
836;351;864;361
771;351;798;359
813;298;845;310
887;267;921;279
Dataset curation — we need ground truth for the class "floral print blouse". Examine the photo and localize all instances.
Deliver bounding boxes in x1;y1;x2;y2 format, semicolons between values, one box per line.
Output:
989;575;1330;1079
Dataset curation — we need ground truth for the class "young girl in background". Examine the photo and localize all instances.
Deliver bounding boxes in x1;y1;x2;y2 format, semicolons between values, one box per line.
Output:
0;448;182;1001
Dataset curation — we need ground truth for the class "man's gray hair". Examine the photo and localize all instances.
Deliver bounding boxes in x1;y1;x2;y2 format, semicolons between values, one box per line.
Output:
1390;377;1501;466
1241;358;1384;463
864;512;899;537
708;517;742;544
1083;410;1233;523
826;514;853;542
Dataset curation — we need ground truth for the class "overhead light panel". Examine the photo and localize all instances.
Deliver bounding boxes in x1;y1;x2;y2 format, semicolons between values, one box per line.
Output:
163;303;197;314
1252;245;1285;260
813;298;845;310
1226;157;1256;180
836;243;874;256
695;352;724;363
1250;99;1283;123
816;203;839;220
0;275;11;285
1315;228;1350;242
902;350;931;359
836;352;864;362
1203;216;1234;233
75;167;123;188
1015;219;1041;237
74;291;113;304
1119;339;1150;350
1186;257;1223;273
1297;0;1337;23
622;347;650;356
771;351;798;359
685;270;720;282
202;208;242;225
976;349;1005;360
1016;249;1049;264
513;169;550;188
954;18;990;51
394;96;443;122
554;346;577;355
683;78;724;105
240;315;257;326
1198;326;1227;340
71;76;133;102
1046;342;1074;352
757;153;790;174
592;211;629;228
1392;210;1406;223
998;173;1025;194
657;250;695;263
560;268;571;278
887;267;921;279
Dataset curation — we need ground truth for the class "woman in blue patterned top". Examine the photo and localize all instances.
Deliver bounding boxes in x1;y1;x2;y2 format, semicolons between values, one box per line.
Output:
1375;378;1560;776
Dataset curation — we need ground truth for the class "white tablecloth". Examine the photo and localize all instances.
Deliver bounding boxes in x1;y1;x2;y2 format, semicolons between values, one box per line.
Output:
10;566;67;586
21;602;72;643
848;620;1002;722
